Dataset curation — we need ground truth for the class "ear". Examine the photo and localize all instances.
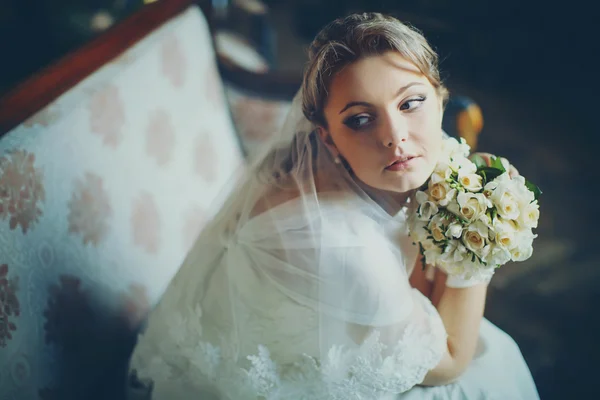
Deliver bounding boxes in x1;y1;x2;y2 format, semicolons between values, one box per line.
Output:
317;126;339;157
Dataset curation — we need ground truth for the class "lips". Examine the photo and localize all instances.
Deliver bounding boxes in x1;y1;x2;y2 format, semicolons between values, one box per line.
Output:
386;155;417;168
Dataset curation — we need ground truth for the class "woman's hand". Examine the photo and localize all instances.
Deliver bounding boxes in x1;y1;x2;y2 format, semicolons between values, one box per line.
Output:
470;152;520;178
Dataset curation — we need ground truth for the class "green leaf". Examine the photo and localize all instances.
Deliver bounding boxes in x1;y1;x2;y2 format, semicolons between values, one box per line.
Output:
419;243;427;271
491;207;497;221
478;167;504;184
490;156;506;172
525;179;543;200
470;154;488;169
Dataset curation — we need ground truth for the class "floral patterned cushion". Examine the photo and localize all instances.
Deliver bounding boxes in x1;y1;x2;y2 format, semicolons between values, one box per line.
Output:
0;6;243;400
225;86;291;160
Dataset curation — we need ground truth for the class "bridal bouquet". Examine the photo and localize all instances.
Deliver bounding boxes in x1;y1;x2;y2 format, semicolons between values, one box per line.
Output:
409;137;542;281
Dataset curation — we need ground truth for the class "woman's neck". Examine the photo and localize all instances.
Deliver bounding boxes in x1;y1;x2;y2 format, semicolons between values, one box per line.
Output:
354;179;414;216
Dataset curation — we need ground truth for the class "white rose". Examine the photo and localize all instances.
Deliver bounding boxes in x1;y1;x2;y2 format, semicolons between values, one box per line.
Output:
485;243;512;267
489;175;520;220
441;137;460;155
495;191;520;220
442;137;471;159
492;218;518;250
445;221;464;239
456;192;488;222
510;229;537;262
517;200;540;229
510;243;534;262
450;156;477;175
510;175;535;205
458;171;483;192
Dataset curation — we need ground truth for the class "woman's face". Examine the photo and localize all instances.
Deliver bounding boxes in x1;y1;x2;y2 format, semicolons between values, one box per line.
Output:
321;51;444;194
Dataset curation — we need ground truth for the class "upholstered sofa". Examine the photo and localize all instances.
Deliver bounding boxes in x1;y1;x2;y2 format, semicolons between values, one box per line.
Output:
0;1;482;399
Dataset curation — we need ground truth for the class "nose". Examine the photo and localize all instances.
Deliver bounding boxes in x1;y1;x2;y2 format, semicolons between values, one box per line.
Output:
379;113;408;148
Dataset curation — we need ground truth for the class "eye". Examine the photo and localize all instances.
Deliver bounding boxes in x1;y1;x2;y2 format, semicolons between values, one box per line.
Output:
399;96;427;111
343;113;374;130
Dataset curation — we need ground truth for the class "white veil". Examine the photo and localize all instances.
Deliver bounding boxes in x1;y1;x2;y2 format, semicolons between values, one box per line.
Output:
129;90;447;399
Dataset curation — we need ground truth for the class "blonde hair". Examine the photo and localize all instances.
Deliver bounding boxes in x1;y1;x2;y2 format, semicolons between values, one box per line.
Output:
301;12;449;127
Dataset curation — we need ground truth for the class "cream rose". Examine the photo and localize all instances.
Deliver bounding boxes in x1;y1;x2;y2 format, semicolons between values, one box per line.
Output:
429;182;449;202
489;173;521;220
458;171;483;192
428;180;457;207
456;192;488;222
428;215;448;242
495;191;520;220
462;221;489;254
492;218;518;250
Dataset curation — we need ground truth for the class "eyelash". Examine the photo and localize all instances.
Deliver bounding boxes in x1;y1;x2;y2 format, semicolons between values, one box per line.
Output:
343;96;428;130
400;96;427;111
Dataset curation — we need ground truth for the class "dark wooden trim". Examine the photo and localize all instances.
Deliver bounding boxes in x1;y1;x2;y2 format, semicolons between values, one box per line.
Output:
0;0;202;136
217;61;302;101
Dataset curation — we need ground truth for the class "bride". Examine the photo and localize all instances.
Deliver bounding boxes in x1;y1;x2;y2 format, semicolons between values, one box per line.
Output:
128;12;539;399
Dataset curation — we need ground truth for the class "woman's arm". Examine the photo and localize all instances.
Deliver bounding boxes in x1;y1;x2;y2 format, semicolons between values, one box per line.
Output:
409;255;487;386
408;256;445;306
422;280;487;386
408;259;433;299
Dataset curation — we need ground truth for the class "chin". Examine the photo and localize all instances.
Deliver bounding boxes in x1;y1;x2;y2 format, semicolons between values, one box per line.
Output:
383;168;432;193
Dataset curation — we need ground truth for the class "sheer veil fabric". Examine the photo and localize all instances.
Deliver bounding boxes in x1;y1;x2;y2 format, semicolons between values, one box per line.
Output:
128;90;539;400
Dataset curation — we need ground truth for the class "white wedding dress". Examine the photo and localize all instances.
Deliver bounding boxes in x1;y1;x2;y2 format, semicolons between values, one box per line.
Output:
127;92;539;400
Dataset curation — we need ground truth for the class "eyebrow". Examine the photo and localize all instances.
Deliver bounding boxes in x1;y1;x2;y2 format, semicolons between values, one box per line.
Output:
338;82;425;114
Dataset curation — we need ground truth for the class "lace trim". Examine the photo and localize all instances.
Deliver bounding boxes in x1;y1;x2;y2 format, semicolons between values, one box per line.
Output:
132;295;446;400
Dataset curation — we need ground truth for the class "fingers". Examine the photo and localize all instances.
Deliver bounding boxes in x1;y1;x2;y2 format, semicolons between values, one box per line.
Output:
500;157;520;177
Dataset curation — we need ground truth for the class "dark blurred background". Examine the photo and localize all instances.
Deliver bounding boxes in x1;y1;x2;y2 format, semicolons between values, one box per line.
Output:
1;0;597;398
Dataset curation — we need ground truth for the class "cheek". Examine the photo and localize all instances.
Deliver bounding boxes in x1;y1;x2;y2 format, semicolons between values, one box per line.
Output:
411;117;443;157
